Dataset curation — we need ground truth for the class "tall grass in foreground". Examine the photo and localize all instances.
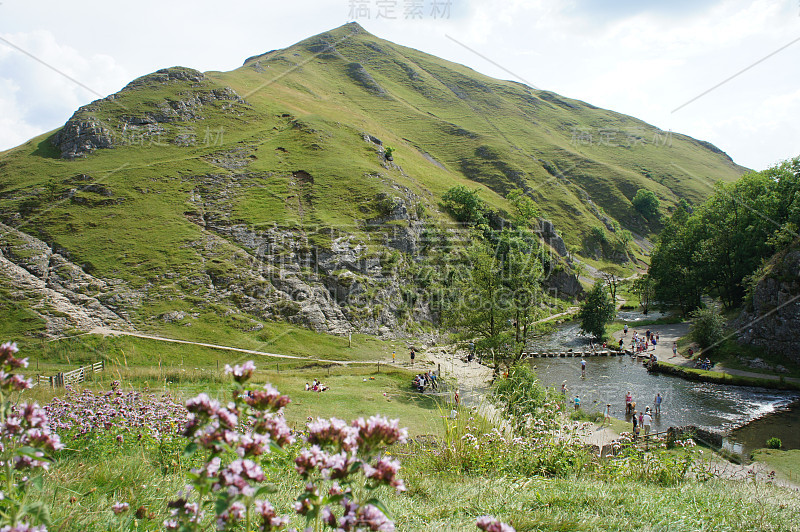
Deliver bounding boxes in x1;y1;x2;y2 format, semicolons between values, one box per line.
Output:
9;357;800;531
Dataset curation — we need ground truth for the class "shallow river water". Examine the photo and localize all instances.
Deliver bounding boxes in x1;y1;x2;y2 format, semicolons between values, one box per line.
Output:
524;318;799;457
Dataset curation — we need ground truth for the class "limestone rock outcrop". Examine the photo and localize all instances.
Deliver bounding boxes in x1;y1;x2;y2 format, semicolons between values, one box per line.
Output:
737;241;800;362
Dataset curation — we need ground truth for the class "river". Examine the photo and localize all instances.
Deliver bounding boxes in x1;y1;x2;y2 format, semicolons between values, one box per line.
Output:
524;317;800;458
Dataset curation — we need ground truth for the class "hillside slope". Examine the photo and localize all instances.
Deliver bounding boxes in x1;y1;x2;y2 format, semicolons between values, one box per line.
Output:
0;23;746;341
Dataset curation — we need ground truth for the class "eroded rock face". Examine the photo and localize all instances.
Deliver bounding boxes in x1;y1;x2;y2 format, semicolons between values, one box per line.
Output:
545;268;584;300
737;247;800;362
0;221;134;336
51;118;115;159
539;219;567;257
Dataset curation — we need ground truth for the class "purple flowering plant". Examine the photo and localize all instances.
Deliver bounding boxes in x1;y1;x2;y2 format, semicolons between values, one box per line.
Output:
167;360;409;532
165;360;295;531
0;342;64;531
294;413;407;532
44;383;190;473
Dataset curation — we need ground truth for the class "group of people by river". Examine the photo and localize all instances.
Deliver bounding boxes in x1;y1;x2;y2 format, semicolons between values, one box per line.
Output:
625;390;662;438
626;326;660;354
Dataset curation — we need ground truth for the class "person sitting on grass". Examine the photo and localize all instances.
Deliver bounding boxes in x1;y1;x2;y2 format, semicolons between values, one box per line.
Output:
310;379;328;392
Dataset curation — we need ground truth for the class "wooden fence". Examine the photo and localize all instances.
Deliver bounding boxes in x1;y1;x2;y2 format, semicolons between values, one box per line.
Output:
31;361;105;388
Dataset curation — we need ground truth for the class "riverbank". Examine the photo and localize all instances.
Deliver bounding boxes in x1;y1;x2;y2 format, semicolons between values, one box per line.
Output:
650;361;800;391
612;322;800;390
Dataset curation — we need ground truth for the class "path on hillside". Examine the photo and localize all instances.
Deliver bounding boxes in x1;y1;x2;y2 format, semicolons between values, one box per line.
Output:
90;327;351;365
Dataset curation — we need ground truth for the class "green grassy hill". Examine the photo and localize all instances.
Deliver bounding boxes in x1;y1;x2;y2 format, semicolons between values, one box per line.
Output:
0;22;746;345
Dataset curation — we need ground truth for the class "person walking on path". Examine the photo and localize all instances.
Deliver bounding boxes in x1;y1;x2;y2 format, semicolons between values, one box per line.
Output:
672;343;678;357
623;323;628;335
410;347;416;366
654;393;662;414
392;350;396;363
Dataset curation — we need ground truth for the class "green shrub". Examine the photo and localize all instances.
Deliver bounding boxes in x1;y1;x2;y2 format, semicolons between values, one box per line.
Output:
492;363;554;431
689;307;725;349
632;189;660;220
766;437;782;449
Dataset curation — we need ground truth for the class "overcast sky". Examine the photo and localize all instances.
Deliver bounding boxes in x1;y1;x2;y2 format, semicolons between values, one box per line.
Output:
1;0;798;171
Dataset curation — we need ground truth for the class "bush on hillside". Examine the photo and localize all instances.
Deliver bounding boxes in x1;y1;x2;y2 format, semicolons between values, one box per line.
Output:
632;189;660;220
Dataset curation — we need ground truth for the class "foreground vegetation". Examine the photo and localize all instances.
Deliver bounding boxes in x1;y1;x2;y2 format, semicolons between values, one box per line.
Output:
3;341;800;531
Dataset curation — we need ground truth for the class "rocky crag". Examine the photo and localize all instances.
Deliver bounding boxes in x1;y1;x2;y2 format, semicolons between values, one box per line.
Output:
0;222;133;335
737;238;800;363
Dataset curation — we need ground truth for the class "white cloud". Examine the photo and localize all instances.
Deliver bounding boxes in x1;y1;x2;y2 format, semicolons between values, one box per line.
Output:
0;29;129;150
0;0;797;169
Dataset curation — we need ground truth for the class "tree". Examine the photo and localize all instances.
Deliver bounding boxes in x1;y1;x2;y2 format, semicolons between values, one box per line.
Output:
442;234;545;366
506;188;539;228
689;307;726;350
440;185;487;226
649;205;703;315
632;274;655;314
577;280;615;340
632;189;660;220
649;157;800;312
503;239;545;346
599;268;623;306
